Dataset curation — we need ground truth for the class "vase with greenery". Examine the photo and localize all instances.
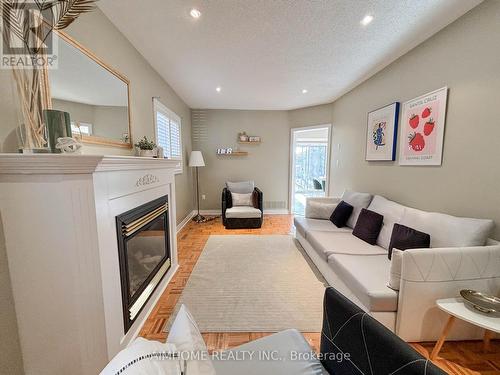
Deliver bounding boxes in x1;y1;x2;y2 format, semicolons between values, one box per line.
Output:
2;0;97;153
135;136;157;157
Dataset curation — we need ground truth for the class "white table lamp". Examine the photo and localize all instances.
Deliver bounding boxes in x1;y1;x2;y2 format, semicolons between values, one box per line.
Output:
189;151;206;222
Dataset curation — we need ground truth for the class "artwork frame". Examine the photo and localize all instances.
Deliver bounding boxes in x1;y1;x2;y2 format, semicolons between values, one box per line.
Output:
365;102;400;161
399;87;448;166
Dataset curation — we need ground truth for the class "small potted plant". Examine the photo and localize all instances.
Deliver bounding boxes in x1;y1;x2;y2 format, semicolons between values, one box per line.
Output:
134;136;157;157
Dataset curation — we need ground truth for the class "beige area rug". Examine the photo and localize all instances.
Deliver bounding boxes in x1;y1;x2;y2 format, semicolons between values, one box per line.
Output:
164;235;327;332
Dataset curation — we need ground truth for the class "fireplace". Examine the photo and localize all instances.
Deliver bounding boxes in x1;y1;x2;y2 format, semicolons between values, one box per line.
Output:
116;195;171;332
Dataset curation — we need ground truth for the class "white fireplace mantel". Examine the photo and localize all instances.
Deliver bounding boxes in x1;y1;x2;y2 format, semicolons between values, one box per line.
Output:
0;154;180;375
0;154;181;174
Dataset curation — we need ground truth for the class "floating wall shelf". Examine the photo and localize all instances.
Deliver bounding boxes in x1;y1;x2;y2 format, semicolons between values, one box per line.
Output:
237;141;261;144
217;151;248;156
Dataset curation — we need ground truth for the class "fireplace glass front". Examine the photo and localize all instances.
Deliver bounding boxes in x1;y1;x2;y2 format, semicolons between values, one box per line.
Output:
116;195;171;332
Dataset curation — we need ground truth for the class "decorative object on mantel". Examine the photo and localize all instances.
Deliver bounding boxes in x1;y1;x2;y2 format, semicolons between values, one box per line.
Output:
189;151;207;223
43;109;72;153
135;136;157;157
156;146;164;159
399;87;448;166
55;137;82;153
365;102;399;161
6;0;97;153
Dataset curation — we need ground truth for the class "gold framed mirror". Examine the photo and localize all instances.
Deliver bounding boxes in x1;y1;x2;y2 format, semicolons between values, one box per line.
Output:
42;30;132;148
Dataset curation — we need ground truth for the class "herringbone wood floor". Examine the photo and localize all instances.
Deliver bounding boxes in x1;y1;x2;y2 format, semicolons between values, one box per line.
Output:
139;214;500;374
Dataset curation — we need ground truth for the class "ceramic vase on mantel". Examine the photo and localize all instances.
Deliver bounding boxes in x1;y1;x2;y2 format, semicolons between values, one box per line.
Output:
43;109;72;153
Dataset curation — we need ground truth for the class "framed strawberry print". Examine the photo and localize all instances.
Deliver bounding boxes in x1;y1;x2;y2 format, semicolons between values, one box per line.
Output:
399;87;448;166
365;102;400;161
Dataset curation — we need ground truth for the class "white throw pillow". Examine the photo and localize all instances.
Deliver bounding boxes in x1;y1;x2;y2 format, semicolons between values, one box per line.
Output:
388;249;403;291
231;192;253;206
341;190;374;228
100;338;180;375
226;180;254;194
167;304;216;375
306;200;338;220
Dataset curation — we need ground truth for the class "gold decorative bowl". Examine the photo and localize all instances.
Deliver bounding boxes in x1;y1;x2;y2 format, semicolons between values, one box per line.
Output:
460;289;500;314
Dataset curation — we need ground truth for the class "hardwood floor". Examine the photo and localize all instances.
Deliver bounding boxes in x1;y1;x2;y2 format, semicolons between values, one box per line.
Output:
140;214;500;374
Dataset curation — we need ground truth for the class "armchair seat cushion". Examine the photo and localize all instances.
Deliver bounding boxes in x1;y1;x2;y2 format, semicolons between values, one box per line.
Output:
225;206;262;219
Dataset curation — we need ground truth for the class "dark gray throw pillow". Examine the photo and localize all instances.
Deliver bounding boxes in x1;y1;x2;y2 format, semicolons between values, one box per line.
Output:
352;208;384;245
329;201;354;228
388;223;430;260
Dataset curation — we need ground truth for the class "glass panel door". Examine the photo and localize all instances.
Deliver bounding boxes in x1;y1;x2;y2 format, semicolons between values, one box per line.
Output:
291;126;330;216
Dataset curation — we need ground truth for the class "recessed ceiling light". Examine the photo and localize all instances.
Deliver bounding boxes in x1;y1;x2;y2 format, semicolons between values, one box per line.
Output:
360;15;374;26
216;86;221;92
190;8;201;19
302;89;308;94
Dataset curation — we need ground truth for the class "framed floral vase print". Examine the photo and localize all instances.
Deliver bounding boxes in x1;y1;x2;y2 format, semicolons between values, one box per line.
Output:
365;102;400;161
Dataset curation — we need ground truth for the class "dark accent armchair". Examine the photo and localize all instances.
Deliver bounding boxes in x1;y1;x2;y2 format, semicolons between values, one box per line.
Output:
222;187;263;229
320;287;446;375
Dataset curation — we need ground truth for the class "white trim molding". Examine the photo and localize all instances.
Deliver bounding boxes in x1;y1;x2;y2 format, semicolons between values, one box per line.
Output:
0;154;181;174
177;210;196;233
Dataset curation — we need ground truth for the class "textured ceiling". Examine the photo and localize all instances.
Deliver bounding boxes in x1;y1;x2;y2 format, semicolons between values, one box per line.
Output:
98;0;481;110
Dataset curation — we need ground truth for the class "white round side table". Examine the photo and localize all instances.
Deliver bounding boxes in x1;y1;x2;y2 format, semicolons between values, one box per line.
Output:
431;297;500;360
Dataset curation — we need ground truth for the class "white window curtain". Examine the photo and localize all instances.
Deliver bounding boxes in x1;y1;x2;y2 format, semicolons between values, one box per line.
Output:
153;98;183;164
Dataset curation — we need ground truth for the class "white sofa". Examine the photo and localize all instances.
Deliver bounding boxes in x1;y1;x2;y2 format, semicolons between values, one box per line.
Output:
294;191;500;342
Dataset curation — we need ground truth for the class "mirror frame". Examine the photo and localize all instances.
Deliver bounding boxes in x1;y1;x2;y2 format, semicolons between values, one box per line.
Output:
42;30;133;149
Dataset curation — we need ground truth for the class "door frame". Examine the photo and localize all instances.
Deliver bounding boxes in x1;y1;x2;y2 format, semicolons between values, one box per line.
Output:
289;124;332;215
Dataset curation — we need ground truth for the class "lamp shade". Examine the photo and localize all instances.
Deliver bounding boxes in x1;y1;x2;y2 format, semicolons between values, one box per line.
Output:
189;150;205;167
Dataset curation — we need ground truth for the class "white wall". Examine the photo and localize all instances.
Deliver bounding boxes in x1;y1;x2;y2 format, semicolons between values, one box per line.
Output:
193;109;290;210
292;1;500;239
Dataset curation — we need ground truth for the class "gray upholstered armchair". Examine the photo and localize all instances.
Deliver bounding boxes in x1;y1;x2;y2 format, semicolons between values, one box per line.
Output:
222;181;263;229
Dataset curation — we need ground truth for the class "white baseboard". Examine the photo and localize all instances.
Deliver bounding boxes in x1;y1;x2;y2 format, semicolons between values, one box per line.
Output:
199;209;221;215
265;209;290;214
199;208;290;215
176;210;196;233
177;208;290;232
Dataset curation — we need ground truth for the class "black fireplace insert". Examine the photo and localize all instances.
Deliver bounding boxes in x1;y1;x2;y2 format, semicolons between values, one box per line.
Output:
116;195;171;332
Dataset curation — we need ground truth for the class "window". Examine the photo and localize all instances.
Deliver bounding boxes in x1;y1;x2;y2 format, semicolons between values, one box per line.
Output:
71;121;93;136
153;98;182;165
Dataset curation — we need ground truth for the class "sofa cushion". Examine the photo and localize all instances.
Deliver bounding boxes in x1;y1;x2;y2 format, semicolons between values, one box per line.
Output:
225;206;262;219
327;254;398;312
226;180;254;194
306;200;338;220
367;195;406;249
212;329;328;375
341;190;373;228
352;208;384;245
329;200;353;228
307;231;387;260
388;249;403;291
388;223;430;260
400;207;494;248
294;217;352;239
